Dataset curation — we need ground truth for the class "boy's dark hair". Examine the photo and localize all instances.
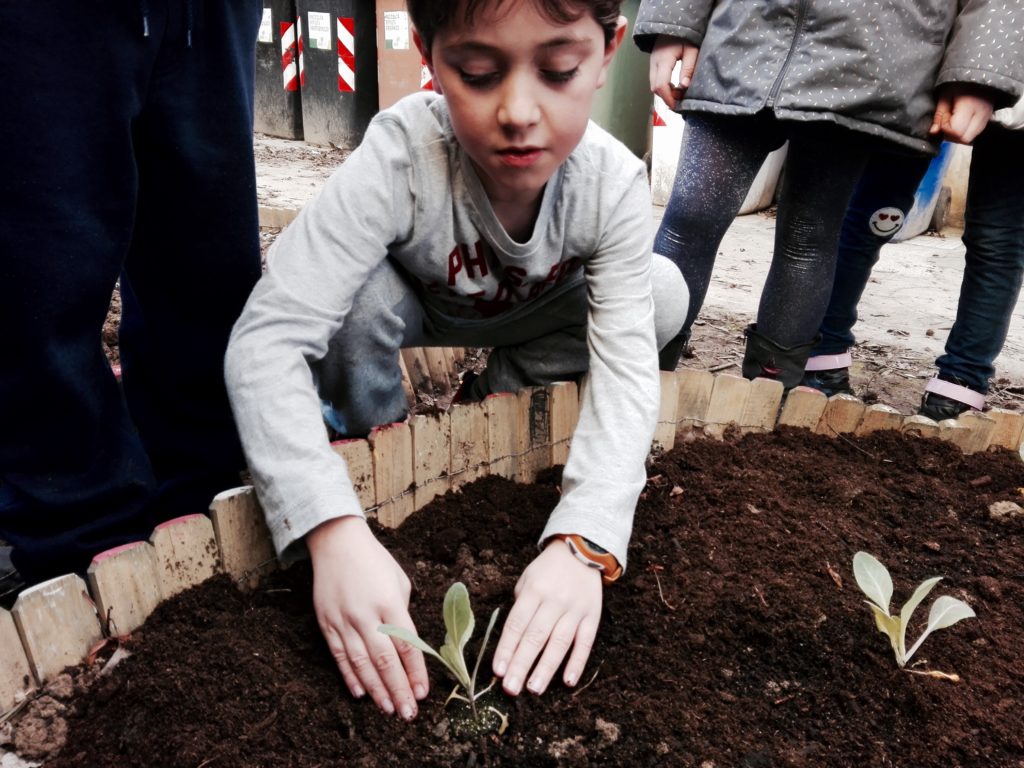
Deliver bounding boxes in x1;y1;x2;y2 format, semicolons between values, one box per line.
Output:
409;0;622;53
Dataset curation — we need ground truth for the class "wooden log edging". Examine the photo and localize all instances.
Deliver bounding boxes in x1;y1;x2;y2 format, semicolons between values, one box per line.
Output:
2;369;1022;714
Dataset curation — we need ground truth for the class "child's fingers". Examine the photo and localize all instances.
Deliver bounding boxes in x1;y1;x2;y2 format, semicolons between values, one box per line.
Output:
336;628;394;715
381;609;431;706
523;612;582;695
650;58;679;109
930;94;952;135
500;601;562;696
319;620;367;700
562;612;600;689
678;43;699;88
346;624;413;718
490;590;540;693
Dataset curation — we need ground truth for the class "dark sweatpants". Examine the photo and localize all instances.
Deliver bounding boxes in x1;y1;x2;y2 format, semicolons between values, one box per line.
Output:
0;0;263;583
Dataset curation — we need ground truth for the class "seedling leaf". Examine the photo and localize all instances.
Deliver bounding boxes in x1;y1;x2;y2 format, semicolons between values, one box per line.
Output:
378;581;505;734
378;625;444;663
853;551;893;614
852;552;976;669
898;576;942;660
470;608;501;696
904;596;976;663
440;644;472;690
440;583;475;688
866;602;901;657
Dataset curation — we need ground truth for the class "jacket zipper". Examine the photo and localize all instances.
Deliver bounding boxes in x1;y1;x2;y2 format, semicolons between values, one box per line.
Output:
766;0;810;108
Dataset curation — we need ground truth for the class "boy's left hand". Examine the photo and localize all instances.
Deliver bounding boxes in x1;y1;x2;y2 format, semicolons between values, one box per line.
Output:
491;540;603;696
930;84;995;144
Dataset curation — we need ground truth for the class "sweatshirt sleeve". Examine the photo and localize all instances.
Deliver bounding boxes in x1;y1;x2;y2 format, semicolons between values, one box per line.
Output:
633;0;716;53
937;0;1024;108
538;163;659;572
225;113;416;563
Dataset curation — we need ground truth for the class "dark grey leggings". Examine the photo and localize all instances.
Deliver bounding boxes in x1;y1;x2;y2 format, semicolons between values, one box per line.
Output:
657;112;872;347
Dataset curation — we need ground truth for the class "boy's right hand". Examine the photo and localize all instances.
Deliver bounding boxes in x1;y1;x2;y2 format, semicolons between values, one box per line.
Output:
649;35;700;111
307;516;429;720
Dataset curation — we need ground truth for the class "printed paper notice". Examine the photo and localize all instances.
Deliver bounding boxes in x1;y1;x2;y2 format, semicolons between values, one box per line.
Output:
307;11;331;50
258;8;273;44
383;11;410;50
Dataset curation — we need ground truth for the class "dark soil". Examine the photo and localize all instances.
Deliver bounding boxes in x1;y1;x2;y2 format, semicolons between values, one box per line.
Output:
37;428;1024;767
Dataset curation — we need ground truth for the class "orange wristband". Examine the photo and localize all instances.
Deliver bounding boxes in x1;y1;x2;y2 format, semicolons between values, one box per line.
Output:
552;534;623;585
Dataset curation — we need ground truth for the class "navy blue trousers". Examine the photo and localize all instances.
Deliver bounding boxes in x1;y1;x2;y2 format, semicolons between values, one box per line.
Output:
815;125;1024;393
0;1;263;582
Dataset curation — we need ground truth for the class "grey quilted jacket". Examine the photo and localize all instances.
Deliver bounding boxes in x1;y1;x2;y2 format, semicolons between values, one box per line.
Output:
635;0;1024;153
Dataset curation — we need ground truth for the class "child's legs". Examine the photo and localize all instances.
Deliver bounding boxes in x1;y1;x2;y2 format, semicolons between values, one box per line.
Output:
318;256;688;425
936;125;1024;393
470;254;689;395
756;126;872;347
656;113;782;335
815;151;931;355
317;260;428;436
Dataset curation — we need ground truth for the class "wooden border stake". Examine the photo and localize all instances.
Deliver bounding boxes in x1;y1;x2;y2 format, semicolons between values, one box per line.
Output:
740;377;784;433
86;542;163;635
1;608;34;710
370;422;415;528
210;487;277;589
548;381;579;466
150;514;221;599
675;369;714;435
854;404;904;436
654;371;679;451
12;575;102;684
485;393;518;479
778;386;827;429
332;438;377;513
985;408;1024;452
410;413;452;509
704;374;750;439
816;394;866;436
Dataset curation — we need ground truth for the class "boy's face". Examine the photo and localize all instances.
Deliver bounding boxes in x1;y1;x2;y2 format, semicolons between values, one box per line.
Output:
418;1;625;210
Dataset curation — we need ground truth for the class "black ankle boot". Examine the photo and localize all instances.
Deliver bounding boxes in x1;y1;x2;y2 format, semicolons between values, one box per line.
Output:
742;324;819;390
801;367;853;397
919;374;984;421
658;329;691;372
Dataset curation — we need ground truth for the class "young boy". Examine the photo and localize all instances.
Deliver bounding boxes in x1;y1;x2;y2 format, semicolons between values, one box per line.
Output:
226;0;687;723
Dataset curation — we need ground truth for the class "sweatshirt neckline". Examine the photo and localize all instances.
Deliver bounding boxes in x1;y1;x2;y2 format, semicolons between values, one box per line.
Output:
458;150;564;255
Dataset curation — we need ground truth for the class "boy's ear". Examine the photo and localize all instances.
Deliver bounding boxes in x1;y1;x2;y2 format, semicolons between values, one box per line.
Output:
413;29;444;95
596;16;628;89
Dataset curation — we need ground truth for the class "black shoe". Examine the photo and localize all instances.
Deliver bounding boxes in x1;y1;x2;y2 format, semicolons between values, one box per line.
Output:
741;324;819;390
918;374;982;421
450;370;481;405
801;367;853;397
658;329;692;372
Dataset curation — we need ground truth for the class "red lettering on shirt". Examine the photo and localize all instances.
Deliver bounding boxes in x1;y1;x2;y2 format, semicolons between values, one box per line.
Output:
464;242;490;280
447;246;463;286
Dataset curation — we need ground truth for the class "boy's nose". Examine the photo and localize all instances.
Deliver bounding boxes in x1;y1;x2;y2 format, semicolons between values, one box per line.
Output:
496;75;540;129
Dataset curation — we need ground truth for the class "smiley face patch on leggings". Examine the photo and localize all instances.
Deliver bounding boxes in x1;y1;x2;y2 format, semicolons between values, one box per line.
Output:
868;207;906;237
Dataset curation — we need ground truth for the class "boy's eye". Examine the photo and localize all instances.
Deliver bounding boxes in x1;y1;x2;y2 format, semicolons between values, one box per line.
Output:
459;70;500;87
542;67;579;84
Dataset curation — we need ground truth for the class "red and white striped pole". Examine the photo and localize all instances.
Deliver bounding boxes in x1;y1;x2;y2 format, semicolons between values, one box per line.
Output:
337;17;355;92
297;16;306;88
281;21;299;91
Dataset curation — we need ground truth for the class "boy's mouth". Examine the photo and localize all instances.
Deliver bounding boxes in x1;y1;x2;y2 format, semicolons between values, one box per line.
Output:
497;146;542;168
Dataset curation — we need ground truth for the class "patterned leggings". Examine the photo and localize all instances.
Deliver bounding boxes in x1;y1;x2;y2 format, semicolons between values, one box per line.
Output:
657;111;875;347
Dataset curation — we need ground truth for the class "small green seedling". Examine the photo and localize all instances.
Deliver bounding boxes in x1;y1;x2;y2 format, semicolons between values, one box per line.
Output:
852;551;976;670
379;582;506;735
